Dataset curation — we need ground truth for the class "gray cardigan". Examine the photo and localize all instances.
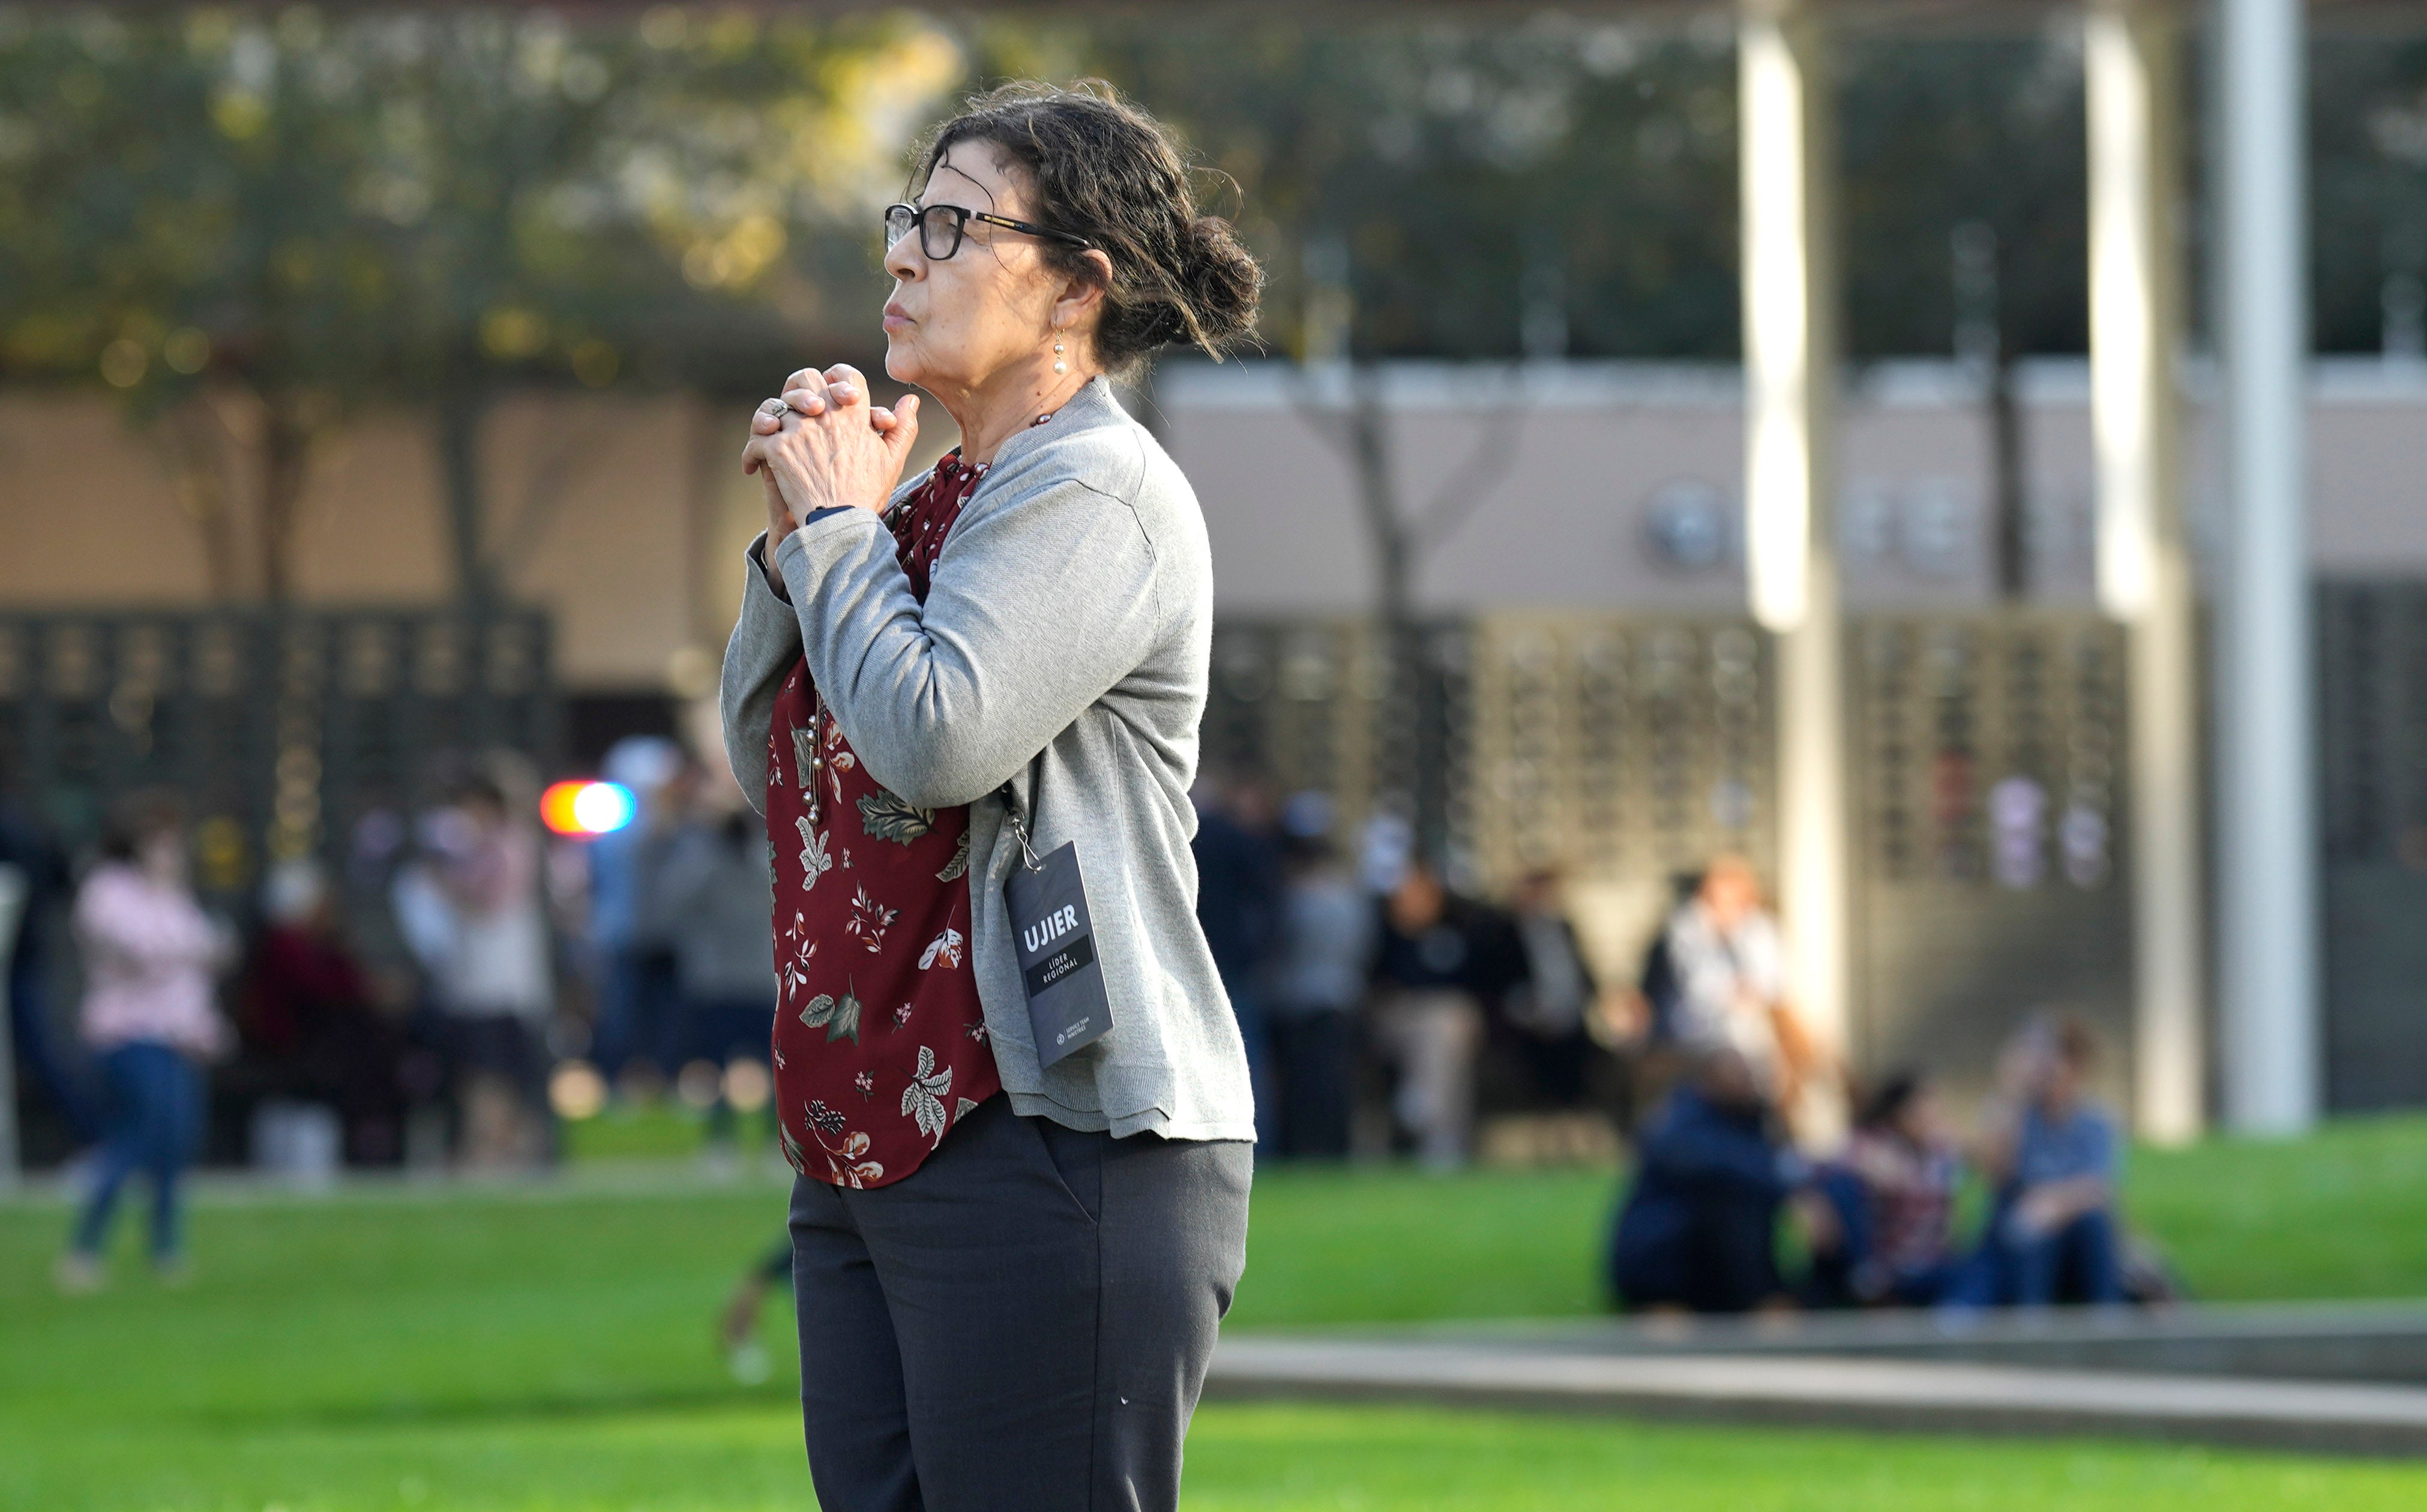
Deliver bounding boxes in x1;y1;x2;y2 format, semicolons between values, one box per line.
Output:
720;376;1254;1143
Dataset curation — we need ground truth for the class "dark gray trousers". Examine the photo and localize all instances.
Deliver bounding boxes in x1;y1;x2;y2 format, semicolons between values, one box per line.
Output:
789;1094;1253;1512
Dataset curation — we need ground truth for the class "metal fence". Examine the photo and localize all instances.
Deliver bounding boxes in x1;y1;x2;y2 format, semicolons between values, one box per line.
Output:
8;592;2418;1113
1204;609;2131;1100
0;608;558;921
1849;615;2131;1106
2317;581;2427;1111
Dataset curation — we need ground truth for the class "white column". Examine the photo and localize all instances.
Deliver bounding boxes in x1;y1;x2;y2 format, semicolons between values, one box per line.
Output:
2217;0;2320;1132
2087;1;2203;1142
1740;1;1851;1066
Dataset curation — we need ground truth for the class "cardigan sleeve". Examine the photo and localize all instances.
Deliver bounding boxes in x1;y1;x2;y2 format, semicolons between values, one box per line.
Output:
770;472;1164;811
718;535;805;818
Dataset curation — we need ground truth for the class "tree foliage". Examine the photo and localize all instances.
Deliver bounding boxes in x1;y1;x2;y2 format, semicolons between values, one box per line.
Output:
1014;11;1743;361
0;5;958;596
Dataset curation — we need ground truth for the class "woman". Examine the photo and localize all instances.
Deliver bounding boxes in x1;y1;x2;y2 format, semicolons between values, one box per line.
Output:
56;793;230;1291
393;774;556;1168
720;82;1262;1511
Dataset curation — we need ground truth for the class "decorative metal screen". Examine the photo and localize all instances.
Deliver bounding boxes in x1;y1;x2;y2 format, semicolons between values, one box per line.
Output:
1463;617;1774;890
1849;614;2133;1100
2317;581;2427;1111
0;609;558;926
1204;616;1776;890
1205;610;2137;1090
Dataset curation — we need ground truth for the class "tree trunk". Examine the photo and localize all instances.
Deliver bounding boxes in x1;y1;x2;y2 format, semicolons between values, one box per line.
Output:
439;347;493;611
1342;364;1430;845
158;399;242;601
257;396;317;604
1989;347;2029;601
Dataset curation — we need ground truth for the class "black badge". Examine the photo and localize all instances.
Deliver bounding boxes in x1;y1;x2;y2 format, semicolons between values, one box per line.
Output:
1004;841;1113;1069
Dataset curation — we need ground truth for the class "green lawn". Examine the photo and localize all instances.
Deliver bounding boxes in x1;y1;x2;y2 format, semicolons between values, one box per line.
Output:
10;1400;2423;1512
6;1115;2427;1509
566;1107;2427;1318
1241;1112;2427;1323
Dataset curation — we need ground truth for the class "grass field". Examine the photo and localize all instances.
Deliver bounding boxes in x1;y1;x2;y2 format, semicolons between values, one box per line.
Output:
566;1105;2427;1318
7;1114;2427;1510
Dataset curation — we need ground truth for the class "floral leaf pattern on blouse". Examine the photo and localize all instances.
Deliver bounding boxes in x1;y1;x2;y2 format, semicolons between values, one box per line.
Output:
760;446;1001;1189
846;885;897;953
823;718;856;803
826;986;864;1044
901;1045;952;1148
918;924;964;970
831;1132;883;1186
936;830;971;883
858;788;934;845
778;913;818;999
803;1098;883;1187
796;820;833;892
778;1117;806;1174
797;986;863;1045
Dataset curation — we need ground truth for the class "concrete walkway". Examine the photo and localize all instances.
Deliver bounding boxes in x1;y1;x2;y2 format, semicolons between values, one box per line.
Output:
1208;1333;2427;1454
1410;1301;2427;1383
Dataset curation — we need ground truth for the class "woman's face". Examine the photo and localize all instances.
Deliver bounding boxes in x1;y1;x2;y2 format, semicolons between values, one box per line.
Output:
882;143;1087;397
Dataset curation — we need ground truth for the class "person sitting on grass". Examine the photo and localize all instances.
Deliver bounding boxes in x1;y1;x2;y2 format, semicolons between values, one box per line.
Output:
1805;1069;1965;1308
1966;1013;2125;1309
1609;1045;1835;1315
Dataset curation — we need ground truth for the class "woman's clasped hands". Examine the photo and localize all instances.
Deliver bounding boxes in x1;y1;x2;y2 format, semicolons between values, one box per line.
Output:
742;363;924;551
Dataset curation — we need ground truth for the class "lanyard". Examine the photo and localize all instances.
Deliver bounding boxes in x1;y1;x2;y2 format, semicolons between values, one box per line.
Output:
997;778;1043;872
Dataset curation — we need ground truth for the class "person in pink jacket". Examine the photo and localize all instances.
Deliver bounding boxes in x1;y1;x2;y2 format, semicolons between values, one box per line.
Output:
56;793;230;1292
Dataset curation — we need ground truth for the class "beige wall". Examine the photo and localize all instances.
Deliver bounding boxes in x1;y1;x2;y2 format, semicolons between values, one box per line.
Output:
480;393;715;691
5;358;2425;694
0;389;739;691
0;395;459;605
1161;356;2427;616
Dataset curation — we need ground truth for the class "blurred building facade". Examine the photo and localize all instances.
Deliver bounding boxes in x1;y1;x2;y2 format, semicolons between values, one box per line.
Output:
15;355;2427;682
7;356;2427;1117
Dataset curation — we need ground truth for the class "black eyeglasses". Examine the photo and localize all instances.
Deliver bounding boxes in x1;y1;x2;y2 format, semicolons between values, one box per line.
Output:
883;202;1092;261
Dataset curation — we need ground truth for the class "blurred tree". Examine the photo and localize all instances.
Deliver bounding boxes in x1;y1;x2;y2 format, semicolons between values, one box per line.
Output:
1000;11;1742;363
1835;29;2090;599
0;6;957;602
1836;30;2089;362
4;8;2423;613
2311;35;2427;356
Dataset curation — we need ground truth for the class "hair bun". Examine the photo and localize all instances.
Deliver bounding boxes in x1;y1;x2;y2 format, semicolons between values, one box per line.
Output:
1179;214;1264;350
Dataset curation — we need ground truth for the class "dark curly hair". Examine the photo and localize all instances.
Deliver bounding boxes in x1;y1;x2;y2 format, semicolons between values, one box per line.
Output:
100;788;185;863
911;80;1263;374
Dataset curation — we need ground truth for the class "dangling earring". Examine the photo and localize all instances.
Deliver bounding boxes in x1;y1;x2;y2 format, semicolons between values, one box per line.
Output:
1051;335;1068;376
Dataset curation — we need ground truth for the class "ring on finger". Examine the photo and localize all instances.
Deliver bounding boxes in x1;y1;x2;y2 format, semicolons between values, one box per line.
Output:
758;397;788;416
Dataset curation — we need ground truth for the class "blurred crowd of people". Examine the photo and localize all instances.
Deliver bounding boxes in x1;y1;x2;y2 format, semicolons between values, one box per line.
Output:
1190;773;2165;1319
375;735;781;1171
1;734;783;1289
8;749;2159;1316
1610;1013;2161;1318
1191;776;1833;1174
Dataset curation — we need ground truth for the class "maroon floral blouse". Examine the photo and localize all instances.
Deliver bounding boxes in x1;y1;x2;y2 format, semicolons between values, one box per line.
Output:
765;449;1000;1188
